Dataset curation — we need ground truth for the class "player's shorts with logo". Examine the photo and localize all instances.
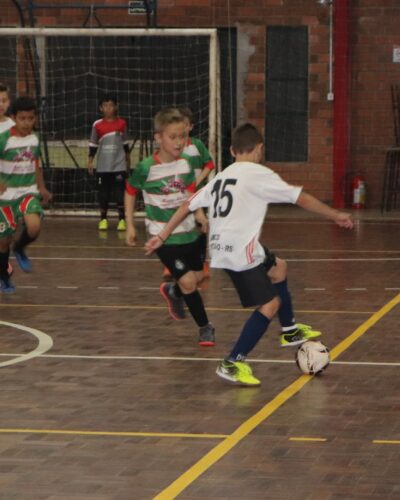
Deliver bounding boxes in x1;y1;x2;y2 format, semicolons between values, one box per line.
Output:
156;237;203;280
0;195;43;238
224;248;278;308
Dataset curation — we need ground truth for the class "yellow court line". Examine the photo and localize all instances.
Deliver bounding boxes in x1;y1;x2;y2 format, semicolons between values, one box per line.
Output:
0;303;374;315
154;293;400;500
373;440;400;445
0;429;228;439
289;437;327;442
329;293;400;361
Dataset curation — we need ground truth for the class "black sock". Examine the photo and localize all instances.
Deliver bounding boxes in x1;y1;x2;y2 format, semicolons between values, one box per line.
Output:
228;310;270;361
14;228;36;253
173;283;182;297
182;290;209;327
0;250;10;280
117;205;125;221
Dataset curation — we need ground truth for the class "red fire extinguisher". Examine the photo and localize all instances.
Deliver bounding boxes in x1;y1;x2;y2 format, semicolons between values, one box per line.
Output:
351;175;366;209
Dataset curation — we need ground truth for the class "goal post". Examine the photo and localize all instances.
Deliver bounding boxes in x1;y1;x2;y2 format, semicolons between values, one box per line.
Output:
0;27;221;214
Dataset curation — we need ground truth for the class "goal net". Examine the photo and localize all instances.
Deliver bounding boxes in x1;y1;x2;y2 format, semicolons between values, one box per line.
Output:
0;28;220;214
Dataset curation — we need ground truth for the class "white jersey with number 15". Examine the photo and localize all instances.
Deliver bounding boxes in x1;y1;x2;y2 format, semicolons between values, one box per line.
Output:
188;161;302;272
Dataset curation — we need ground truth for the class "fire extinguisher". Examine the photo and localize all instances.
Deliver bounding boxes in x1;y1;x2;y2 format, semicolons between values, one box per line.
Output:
351;175;366;209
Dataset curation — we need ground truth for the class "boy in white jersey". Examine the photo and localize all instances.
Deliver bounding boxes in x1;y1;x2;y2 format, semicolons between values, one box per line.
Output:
88;95;130;231
0;83;15;277
145;123;354;386
0;96;52;292
125;108;215;346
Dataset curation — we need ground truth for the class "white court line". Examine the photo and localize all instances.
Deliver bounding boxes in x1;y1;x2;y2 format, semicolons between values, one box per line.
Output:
18;285;39;289
57;286;78;289
16;256;400;263
385;288;400;291
345;288;367;291
0;352;398;367
0;321;53;368
97;286;120;290
138;287;159;290
304;288;326;291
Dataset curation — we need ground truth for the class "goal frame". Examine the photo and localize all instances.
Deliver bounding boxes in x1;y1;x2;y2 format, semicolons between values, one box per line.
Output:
0;27;221;215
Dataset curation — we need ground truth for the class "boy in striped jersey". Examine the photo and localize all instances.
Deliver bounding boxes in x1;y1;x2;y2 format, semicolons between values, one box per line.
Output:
161;107;214;281
125;108;215;346
0;96;52;292
0;83;15;277
0;83;14;134
145;123;354;386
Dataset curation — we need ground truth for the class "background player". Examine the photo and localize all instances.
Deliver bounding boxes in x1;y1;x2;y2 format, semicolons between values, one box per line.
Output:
125;107;215;346
0;83;15;276
145;123;354;386
88;95;130;231
0;96;52;292
0;83;14;134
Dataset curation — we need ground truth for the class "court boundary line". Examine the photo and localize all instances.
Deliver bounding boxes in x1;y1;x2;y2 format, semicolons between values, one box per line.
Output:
154;293;400;499
0;303;375;314
0;321;53;368
9;256;400;262
0;352;398;367
0;429;228;439
28;245;400;253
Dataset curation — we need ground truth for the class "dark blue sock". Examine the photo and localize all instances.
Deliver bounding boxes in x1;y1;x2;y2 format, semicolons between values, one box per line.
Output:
228;310;270;361
274;279;295;329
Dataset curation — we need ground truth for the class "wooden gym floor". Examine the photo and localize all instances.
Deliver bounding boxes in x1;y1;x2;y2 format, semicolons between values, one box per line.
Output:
0;210;399;499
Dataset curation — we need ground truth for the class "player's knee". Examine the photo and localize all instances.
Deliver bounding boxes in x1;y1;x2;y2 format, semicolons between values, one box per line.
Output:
258;296;280;319
177;272;197;294
0;236;11;252
268;257;287;282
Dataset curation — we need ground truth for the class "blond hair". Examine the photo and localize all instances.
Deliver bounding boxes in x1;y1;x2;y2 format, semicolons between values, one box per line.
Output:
154;107;185;133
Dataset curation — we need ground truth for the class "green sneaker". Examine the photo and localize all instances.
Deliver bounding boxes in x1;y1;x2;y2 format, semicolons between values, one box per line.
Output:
216;360;261;386
280;323;321;348
117;219;126;231
98;219;108;230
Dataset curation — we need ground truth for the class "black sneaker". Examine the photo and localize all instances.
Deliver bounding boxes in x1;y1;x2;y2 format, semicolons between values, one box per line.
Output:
280;329;308;347
159;282;186;320
198;323;215;346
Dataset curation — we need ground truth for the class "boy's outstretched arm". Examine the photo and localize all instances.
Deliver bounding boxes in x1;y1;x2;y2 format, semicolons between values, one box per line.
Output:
144;201;191;255
296;191;354;229
124;190;137;246
35;162;52;203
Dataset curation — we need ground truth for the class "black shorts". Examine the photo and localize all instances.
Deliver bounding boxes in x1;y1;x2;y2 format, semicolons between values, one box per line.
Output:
224;249;278;308
96;171;127;187
156;238;203;280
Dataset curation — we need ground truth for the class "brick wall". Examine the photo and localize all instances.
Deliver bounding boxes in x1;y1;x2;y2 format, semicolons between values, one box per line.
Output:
2;0;400;207
351;2;400;208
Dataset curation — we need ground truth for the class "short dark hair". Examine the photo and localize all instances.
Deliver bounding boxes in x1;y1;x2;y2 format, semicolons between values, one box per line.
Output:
179;106;193;123
99;94;118;106
11;96;37;115
231;123;264;154
0;83;9;93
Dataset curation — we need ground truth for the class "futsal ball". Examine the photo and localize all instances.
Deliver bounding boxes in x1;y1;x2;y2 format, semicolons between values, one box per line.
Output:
295;341;330;375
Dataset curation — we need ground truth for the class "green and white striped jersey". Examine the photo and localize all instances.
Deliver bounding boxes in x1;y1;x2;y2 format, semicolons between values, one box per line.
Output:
0;128;40;203
127;152;202;245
